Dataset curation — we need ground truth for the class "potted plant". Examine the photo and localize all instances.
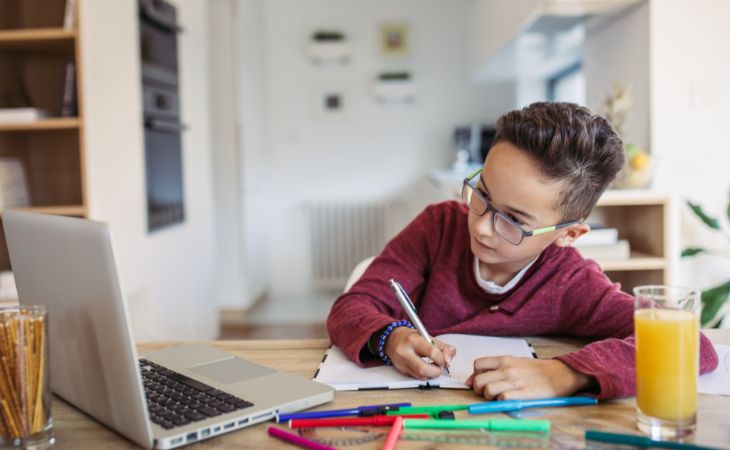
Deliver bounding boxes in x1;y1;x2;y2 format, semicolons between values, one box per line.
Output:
682;193;730;327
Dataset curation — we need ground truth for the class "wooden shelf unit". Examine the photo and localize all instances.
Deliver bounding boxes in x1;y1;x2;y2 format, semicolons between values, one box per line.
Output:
0;0;85;273
589;190;671;294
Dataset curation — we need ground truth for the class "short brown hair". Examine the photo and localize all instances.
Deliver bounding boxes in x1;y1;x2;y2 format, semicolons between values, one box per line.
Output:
493;102;624;221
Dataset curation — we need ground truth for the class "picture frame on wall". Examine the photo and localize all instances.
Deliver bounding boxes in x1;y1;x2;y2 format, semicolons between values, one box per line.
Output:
379;22;410;58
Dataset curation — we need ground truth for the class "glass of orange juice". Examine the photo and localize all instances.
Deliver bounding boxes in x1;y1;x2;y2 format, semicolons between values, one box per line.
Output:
634;285;700;439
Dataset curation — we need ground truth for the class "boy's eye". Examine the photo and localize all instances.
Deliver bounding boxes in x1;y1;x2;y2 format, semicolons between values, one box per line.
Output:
507;214;524;225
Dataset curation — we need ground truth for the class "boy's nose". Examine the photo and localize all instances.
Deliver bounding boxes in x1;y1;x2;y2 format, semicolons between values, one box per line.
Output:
474;210;496;238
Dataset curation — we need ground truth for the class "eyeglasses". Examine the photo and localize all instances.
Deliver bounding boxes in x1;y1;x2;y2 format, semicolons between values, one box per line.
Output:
461;168;582;246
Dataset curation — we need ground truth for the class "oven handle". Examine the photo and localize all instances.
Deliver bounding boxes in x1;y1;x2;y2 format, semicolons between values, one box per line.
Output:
145;118;187;133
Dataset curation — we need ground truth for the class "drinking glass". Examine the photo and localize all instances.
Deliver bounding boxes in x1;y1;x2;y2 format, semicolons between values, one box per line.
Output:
0;305;54;449
634;285;700;439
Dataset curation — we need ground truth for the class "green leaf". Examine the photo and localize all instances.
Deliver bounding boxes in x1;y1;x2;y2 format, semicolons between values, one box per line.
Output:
687;201;721;230
681;247;706;257
700;280;730;326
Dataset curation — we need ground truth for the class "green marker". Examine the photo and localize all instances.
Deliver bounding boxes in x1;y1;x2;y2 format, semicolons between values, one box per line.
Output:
585;430;725;450
403;418;550;432
386;405;470;415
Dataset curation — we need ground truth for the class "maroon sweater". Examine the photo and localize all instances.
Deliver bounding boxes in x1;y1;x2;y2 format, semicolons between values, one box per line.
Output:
327;201;718;399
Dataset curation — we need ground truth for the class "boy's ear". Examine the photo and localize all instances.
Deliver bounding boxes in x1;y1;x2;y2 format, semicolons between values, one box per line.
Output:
554;223;591;247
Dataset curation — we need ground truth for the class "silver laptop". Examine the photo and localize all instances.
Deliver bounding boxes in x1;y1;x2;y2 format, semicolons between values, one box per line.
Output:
3;210;334;449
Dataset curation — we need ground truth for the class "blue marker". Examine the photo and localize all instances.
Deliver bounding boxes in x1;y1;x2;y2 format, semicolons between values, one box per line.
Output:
468;396;596;414
277;402;411;422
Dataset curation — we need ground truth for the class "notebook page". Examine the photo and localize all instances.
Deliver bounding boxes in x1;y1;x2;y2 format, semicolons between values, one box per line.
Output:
314;334;535;391
314;346;421;390
434;334;536;387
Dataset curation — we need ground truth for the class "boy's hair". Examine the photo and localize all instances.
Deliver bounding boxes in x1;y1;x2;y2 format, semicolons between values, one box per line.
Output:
493;102;624;221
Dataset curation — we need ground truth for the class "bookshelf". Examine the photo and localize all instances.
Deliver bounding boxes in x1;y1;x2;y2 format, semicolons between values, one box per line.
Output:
0;0;85;273
591;190;671;294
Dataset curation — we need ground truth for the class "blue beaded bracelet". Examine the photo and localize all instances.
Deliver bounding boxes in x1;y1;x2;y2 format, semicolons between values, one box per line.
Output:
377;319;414;366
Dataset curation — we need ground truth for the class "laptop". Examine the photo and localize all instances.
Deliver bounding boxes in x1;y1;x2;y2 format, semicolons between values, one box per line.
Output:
3;210;334;449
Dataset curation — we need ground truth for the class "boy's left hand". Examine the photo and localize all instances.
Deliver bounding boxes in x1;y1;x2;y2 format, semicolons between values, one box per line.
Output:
465;356;595;400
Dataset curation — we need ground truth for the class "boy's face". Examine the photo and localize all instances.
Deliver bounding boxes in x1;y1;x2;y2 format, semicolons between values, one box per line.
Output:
467;141;588;268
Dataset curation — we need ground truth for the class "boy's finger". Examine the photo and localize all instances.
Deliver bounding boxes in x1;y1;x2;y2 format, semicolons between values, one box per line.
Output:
479;380;518;400
413;338;447;367
473;356;504;372
434;340;457;358
470;370;505;395
402;352;443;379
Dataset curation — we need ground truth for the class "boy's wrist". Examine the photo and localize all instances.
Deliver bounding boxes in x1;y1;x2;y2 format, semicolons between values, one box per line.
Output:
367;326;388;356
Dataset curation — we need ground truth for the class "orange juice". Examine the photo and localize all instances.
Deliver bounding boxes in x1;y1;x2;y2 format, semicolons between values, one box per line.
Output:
635;308;699;420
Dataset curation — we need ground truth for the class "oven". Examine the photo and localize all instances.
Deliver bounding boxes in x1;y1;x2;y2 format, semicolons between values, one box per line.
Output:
139;0;185;232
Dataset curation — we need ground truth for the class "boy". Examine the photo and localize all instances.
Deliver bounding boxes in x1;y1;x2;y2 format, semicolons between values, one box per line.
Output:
326;102;718;400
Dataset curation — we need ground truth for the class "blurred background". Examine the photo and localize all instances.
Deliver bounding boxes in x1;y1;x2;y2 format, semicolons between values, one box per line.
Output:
0;0;728;341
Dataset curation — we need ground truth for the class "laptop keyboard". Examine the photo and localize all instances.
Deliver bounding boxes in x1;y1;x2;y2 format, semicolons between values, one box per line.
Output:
139;359;254;430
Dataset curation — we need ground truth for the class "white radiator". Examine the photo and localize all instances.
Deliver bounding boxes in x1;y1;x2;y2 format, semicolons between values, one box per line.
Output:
307;202;390;290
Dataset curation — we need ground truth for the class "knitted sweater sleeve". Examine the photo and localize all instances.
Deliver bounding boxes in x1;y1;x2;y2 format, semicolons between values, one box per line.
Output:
553;259;718;399
326;204;443;366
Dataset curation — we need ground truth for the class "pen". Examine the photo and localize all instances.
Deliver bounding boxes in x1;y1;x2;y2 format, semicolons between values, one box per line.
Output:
268;426;337;450
468;396;597;414
382;416;404;450
585;430;726;450
403;418;550;432
289;414;429;428
277;402;411;422
389;278;450;374
386;404;470;415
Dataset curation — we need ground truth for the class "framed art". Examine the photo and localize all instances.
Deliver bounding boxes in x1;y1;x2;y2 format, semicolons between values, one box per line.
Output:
379;23;409;58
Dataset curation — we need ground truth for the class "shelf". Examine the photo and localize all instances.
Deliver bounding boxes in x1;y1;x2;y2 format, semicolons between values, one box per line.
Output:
597;190;668;207
0;28;76;51
0;205;86;217
0;118;80;132
594;251;667;271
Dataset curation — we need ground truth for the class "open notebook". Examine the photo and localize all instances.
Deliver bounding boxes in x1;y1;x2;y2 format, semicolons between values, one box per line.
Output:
314;334;536;391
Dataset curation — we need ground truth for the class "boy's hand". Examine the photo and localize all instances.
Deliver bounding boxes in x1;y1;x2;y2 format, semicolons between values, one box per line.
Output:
385;327;456;380
465;356;595;400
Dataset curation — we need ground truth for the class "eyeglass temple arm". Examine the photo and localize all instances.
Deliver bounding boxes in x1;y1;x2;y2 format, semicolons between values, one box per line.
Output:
527;219;584;237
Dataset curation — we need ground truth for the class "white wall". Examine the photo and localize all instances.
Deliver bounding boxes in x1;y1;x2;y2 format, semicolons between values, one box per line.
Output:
649;0;730;309
80;0;218;339
255;0;515;303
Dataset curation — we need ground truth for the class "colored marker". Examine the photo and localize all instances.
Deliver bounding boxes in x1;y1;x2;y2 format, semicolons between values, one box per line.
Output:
403;418;550;432
585;430;726;450
386;404;470;415
268;426;337;450
277;402;411;422
289;414;429;429
382;416;404;450
468;396;597;414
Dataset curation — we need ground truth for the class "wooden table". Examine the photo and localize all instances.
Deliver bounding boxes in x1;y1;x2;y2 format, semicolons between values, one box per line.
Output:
48;331;730;449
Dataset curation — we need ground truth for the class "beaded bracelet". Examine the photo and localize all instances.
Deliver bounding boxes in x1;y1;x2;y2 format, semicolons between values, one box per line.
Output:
377;319;414;366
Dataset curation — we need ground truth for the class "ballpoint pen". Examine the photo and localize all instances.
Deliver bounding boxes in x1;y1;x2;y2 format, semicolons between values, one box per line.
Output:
389;278;450;374
468;396;597;414
276;402;411;422
584;430;725;450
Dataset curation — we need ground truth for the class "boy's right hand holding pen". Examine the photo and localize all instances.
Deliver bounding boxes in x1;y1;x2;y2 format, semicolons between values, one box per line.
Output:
383;327;456;379
381;279;456;379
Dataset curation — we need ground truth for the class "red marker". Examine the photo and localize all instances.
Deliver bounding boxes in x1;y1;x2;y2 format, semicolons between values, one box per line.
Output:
289;414;430;428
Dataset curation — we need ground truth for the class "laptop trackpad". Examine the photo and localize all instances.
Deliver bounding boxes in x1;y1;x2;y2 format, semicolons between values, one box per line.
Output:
187;357;274;384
